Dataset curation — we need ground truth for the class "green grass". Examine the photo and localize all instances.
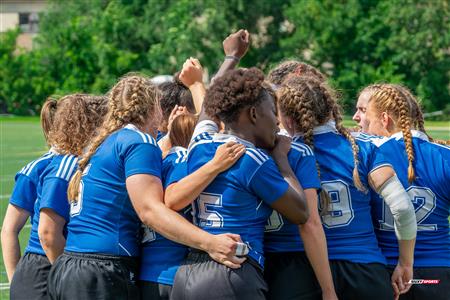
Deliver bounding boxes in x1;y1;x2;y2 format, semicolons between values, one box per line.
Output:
0;118;47;299
0;116;447;298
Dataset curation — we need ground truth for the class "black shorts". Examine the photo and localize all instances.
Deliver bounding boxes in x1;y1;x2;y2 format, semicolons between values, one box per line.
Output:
264;251;321;300
139;280;172;300
330;260;393;300
10;252;51;300
47;251;139;300
171;251;267;300
388;266;450;300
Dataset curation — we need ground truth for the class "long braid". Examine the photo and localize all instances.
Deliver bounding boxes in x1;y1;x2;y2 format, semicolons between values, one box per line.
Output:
332;100;366;192
278;77;333;214
370;85;416;183
68;75;160;202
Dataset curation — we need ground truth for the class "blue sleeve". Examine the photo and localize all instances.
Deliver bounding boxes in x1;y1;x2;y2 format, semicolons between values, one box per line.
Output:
368;144;391;173
9;174;36;214
39;177;70;222
164;162;187;189
294;155;321;190
124;143;162;179
248;159;289;205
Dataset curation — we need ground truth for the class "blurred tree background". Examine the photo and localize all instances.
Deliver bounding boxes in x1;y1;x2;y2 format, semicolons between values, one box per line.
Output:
0;0;449;115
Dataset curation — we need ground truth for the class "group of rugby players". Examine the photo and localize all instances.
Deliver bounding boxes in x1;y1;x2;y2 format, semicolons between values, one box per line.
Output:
2;29;449;300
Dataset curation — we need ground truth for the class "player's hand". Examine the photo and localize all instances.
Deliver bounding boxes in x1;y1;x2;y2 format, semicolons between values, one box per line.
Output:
270;134;292;158
209;141;246;173
391;263;413;299
206;233;246;269
223;29;250;59
179;57;203;88
167;105;189;132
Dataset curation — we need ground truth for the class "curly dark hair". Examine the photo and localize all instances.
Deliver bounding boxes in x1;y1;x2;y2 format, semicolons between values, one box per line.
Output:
205;68;274;124
158;74;195;132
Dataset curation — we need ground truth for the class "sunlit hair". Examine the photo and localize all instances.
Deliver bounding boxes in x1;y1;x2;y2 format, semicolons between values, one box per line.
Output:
68;75;160;202
278;76;366;212
368;84;417;182
169;113;198;148
48;94;108;156
40;97;58;145
268;60;327;86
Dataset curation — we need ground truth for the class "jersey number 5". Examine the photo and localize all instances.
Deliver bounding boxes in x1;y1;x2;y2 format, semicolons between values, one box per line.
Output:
193;192;224;228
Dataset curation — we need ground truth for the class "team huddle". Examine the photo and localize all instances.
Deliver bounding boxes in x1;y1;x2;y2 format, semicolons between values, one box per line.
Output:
1;30;449;300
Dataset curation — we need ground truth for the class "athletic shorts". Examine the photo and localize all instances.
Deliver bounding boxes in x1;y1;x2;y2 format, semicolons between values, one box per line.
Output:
264;251;321;300
388;266;450;300
330;260;393;300
171;250;267;300
10;252;51;300
139;280;172;300
47;251;139;300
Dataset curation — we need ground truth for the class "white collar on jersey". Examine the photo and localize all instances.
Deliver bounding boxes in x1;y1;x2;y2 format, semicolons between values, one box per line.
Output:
48;147;58;154
212;133;256;148
124;123;140;131
167;146;187;155
390;130;429;142
292;120;338;139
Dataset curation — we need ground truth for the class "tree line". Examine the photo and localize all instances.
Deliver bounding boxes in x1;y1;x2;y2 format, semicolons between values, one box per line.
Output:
0;0;448;115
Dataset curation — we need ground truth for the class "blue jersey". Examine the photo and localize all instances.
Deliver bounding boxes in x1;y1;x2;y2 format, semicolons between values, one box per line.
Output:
188;121;289;267
65;124;162;257
25;154;78;255
264;141;321;252
140;146;190;285
371;130;450;267
303;122;388;264
10;150;56;217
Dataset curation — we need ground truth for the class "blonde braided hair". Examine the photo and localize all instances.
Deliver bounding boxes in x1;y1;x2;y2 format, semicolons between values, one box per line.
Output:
68;75;160;202
369;84;416;183
278;76;366;214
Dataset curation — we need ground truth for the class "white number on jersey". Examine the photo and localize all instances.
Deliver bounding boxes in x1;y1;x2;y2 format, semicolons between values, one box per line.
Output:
379;186;437;231
319;180;355;228
193;192;224;228
70;164;90;217
70;180;83;217
265;210;284;232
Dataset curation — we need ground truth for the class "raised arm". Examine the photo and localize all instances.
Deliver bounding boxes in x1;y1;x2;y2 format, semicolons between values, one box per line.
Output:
211;29;250;84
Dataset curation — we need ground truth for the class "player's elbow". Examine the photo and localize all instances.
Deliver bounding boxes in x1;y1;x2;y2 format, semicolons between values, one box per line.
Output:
290;204;310;225
38;225;58;249
299;212;321;231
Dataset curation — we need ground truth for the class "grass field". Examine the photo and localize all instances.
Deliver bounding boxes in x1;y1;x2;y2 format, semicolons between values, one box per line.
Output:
0;116;448;298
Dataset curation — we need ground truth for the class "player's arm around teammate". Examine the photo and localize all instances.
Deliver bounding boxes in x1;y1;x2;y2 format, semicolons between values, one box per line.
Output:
1;99;58;282
46;75;244;300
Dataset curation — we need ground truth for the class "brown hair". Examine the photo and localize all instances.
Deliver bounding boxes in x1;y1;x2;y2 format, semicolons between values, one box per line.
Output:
169;114;197;148
268;60;327;86
40;97;58;145
278;76;366;211
368;84;416;183
158;74;195;132
68;75;160;202
48;94;108;156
